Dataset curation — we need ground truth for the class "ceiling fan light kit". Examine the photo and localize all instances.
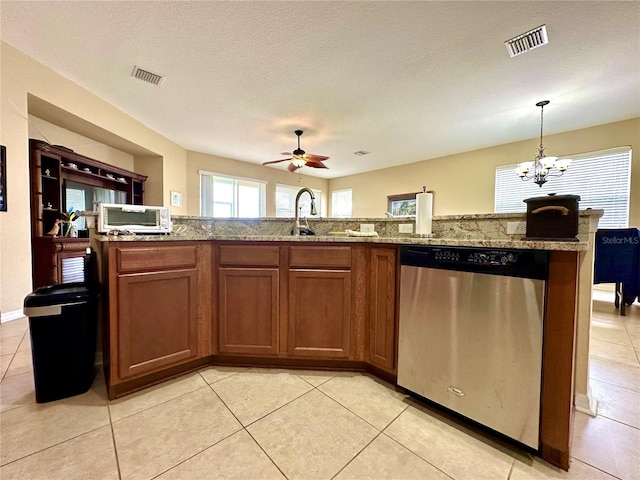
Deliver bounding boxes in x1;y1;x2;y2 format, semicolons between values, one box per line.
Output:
263;130;329;172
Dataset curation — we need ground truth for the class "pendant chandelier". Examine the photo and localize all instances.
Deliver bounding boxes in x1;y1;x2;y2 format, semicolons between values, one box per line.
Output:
516;100;571;187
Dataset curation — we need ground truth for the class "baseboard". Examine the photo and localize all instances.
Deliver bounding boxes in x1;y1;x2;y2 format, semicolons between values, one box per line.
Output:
575;390;598;417
593;284;615;292
1;309;25;323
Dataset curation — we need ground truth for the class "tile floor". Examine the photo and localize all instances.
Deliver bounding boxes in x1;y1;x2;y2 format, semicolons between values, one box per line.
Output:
1;292;639;480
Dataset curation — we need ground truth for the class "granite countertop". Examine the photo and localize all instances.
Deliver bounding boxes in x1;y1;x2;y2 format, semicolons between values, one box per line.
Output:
94;233;590;251
93;210;603;252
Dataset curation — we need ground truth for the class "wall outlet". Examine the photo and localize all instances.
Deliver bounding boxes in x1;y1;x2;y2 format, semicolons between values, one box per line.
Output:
399;223;413;234
507;221;527;235
360;223;375;233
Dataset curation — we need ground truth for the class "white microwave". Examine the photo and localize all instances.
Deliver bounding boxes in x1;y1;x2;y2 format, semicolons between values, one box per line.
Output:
97;203;172;234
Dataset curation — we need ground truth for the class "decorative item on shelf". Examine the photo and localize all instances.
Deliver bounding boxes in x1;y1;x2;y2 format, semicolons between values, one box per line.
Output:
44;169;51;176
60;207;81;237
83;167;91;173
106;173;114;179
515;100;572;187
46;219;61;237
45;202;53;209
66;163;78;169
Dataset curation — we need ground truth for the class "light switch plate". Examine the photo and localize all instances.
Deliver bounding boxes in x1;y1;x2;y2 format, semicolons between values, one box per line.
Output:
507;221;527;235
360;223;375;233
399;223;413;234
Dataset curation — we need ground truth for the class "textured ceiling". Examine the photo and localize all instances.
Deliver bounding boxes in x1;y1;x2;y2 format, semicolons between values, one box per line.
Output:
2;1;639;179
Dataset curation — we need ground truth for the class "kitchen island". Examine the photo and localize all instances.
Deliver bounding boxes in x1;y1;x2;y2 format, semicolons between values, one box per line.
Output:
93;211;602;471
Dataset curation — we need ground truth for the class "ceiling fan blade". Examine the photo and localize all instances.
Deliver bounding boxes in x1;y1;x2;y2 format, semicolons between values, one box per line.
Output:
262;158;292;165
288;163;301;172
305;160;329;169
281;152;293;156
306;154;329;161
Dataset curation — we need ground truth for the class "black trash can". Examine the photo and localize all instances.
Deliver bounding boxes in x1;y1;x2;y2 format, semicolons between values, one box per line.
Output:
23;282;100;403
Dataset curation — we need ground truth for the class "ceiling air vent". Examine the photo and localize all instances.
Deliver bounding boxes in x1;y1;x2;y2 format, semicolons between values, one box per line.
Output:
131;65;165;86
505;25;548;58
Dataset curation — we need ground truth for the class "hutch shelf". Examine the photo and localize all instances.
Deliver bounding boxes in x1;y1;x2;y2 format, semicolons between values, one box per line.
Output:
29;139;147;288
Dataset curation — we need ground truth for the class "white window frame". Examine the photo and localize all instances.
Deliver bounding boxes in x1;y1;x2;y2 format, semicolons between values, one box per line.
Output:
275;184;322;218
199;170;266;218
331;188;353;218
495;147;632;229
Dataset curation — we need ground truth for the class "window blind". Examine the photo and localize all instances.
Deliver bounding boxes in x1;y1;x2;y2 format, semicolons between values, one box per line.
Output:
495;147;632;228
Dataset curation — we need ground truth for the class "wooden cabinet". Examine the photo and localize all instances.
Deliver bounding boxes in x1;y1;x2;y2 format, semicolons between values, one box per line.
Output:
102;241;394;397
214;243;361;360
288;246;353;358
217;244;280;355
368;247;397;373
29;140;147;288
288;269;352;358
105;242;212;397
31;237;91;288
116;268;199;379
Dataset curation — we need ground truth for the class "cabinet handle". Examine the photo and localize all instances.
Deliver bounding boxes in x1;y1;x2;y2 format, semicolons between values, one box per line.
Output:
531;205;569;216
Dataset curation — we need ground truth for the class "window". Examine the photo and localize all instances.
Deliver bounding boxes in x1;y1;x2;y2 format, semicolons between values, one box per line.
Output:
200;171;266;217
65;185;86;230
495;147;632;228
275;184;321;217
331;189;353;218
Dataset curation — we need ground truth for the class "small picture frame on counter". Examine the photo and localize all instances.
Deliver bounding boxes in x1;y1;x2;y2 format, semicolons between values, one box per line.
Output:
170;190;182;207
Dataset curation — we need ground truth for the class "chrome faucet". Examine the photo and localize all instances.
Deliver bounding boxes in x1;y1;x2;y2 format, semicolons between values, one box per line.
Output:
293;187;317;236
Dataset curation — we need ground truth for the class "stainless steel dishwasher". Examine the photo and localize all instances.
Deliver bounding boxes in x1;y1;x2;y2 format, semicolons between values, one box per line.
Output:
397;245;548;449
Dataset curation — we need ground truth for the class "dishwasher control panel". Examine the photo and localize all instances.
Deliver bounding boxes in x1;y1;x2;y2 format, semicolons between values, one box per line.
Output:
401;246;548;280
465;251;517;265
422;247;519;265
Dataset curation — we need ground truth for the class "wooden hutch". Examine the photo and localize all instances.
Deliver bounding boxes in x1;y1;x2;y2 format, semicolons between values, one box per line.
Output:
29;139;147;288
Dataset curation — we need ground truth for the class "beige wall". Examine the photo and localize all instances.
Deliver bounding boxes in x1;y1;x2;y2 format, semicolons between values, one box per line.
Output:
187;151;329;217
134;156;164;207
330;118;640;227
0;41;188;317
29;116;135;171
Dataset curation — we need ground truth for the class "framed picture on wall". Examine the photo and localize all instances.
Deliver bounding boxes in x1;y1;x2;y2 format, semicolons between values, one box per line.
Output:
0;145;6;212
170;190;182;208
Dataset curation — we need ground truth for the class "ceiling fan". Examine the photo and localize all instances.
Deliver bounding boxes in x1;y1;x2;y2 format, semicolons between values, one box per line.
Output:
262;130;329;172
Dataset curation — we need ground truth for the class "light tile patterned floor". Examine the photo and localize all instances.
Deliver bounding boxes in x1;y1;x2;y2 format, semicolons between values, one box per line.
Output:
1;293;638;480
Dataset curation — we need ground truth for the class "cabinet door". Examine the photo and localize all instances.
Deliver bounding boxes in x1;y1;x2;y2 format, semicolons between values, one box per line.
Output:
218;268;279;355
288;270;351;358
117;269;198;379
369;248;397;372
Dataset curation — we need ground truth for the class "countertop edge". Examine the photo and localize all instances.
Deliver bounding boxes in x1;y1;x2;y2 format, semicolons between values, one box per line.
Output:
95;234;589;251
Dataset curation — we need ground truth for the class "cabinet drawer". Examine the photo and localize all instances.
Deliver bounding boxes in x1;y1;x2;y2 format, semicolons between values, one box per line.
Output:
290;246;352;269
219;244;280;267
116;245;197;273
